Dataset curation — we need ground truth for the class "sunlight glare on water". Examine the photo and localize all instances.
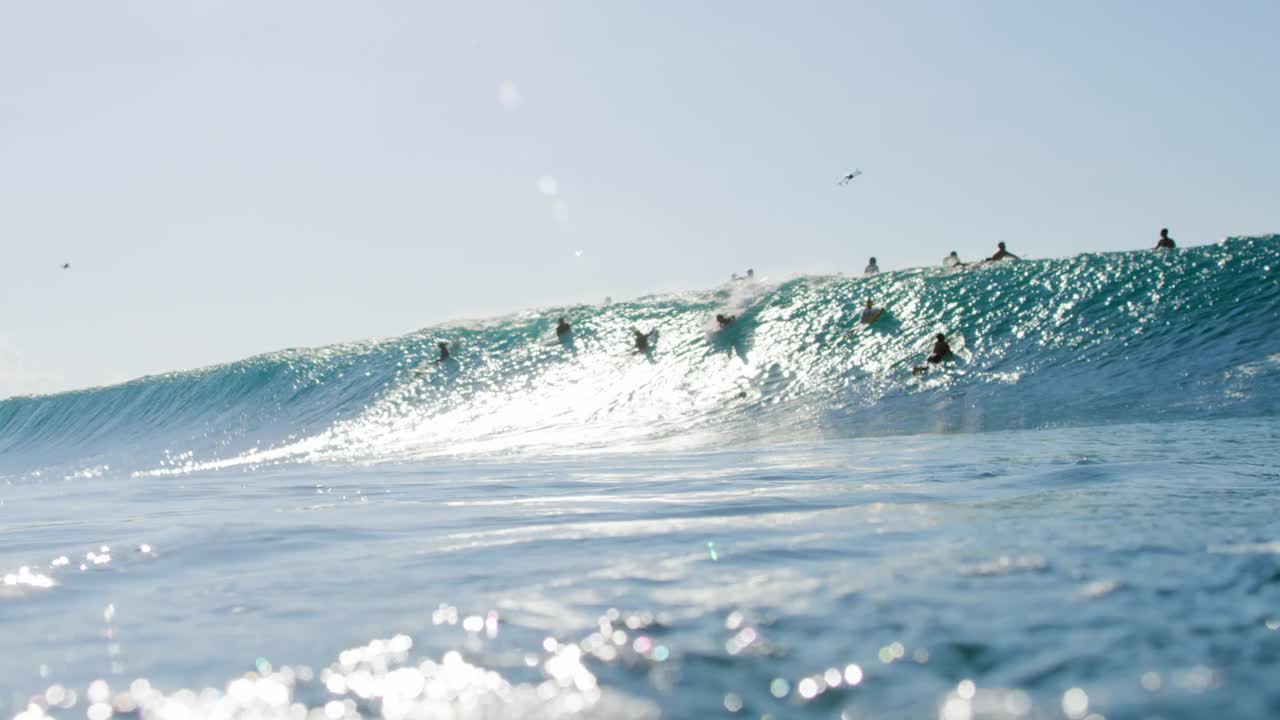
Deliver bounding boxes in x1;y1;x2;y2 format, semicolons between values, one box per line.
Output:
3;240;1280;718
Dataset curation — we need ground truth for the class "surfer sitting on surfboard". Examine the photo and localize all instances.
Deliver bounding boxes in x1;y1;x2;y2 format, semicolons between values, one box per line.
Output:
912;334;952;375
943;251;966;269
860;299;883;324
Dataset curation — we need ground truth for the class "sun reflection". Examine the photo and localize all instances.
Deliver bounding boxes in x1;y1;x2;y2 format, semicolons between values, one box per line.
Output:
938;684;1038;720
2;566;55;589
1140;671;1161;691
6;587;1137;720
1061;687;1088;718
940;695;972;720
18;626;660;720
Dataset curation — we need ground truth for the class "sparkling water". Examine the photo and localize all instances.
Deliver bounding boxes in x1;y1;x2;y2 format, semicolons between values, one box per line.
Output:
4;238;1279;719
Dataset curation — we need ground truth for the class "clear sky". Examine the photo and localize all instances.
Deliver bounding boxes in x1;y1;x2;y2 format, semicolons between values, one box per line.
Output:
2;1;1277;398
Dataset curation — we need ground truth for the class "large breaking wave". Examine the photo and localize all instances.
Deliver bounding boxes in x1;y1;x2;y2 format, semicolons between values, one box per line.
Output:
2;236;1278;481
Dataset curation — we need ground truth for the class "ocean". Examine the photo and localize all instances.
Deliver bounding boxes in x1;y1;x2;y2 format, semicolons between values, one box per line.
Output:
2;237;1279;720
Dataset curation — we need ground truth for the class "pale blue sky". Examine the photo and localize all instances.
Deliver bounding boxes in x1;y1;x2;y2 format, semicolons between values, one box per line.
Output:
2;1;1277;397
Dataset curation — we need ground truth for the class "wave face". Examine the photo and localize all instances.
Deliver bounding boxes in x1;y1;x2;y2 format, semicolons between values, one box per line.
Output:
2;236;1278;481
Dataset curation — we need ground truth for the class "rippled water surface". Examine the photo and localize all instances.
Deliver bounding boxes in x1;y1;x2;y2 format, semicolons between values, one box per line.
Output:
5;417;1280;719
5;241;1279;718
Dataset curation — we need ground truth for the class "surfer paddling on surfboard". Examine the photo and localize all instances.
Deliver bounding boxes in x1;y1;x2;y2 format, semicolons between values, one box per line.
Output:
633;329;656;352
987;242;1019;262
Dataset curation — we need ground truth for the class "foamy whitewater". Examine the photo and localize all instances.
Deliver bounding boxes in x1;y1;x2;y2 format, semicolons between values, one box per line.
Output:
3;237;1280;719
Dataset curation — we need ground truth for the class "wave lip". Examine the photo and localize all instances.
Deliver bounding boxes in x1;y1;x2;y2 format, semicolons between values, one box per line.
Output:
2;235;1278;480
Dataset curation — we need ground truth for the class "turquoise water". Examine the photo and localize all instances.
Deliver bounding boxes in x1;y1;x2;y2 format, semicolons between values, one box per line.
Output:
3;238;1280;719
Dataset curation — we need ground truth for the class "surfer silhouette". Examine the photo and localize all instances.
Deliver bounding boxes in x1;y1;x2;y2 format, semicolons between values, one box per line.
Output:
912;334;953;375
864;257;880;276
435;342;451;363
838;170;862;186
633;329;656;352
928;334;951;363
1156;228;1176;250
988;242;1019;262
556;318;571;337
943;251;965;269
716;314;735;330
